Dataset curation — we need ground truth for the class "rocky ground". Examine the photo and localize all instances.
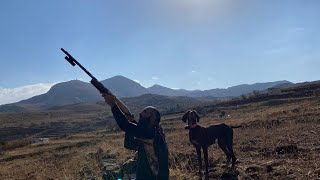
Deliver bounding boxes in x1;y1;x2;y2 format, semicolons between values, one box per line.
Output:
0;97;320;179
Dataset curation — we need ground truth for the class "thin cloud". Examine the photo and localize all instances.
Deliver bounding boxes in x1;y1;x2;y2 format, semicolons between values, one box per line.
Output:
152;77;159;80
133;79;140;83
265;47;289;54
192;81;201;85
0;83;55;105
289;27;305;33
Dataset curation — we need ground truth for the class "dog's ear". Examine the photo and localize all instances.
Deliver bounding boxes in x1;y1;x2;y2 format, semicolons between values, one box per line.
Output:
182;110;190;123
194;110;200;122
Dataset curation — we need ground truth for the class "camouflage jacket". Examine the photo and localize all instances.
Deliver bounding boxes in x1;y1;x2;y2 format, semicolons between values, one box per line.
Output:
111;106;169;180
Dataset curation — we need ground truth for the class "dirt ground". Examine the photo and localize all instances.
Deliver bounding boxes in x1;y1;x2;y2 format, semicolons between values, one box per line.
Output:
1;97;320;179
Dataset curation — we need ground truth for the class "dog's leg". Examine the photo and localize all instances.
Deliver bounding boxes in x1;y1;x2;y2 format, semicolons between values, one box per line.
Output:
195;146;203;178
228;146;236;168
218;139;231;167
226;130;237;168
229;146;237;168
203;146;209;180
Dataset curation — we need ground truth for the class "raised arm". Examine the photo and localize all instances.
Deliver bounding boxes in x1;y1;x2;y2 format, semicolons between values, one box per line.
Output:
103;93;155;139
111;106;155;139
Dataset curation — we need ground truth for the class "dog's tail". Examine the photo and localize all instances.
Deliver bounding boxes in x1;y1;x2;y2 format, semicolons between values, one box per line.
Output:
230;125;242;129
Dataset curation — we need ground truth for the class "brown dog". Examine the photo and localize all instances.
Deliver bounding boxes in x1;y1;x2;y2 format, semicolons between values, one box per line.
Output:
182;110;238;179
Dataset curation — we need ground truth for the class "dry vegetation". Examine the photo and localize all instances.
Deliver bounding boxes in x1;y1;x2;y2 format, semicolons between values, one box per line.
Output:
1;97;320;179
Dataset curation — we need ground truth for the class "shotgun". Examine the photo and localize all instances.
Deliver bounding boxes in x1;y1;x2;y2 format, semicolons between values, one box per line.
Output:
61;48;133;118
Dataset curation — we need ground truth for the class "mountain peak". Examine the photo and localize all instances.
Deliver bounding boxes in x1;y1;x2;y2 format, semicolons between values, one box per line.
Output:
101;75;148;97
149;84;167;89
108;75;131;81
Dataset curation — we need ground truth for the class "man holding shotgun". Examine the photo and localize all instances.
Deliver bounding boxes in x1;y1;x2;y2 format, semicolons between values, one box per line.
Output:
61;48;169;180
102;93;169;180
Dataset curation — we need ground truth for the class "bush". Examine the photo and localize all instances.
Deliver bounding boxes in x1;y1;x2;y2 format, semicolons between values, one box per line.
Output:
240;94;248;100
0;141;6;151
313;89;320;97
0;138;32;151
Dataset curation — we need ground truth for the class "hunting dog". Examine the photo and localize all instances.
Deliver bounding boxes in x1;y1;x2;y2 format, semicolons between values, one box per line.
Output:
182;110;239;179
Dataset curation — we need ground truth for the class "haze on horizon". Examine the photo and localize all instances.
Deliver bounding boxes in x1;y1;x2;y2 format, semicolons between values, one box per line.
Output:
0;0;319;104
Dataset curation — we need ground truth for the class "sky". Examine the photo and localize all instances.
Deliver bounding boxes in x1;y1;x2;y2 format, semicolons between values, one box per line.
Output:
0;0;320;104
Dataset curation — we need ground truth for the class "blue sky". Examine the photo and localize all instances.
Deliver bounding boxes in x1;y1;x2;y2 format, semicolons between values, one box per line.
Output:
0;0;319;94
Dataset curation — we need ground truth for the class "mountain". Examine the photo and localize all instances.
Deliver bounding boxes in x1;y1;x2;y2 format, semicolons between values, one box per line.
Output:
101;76;149;97
148;84;189;96
0;76;293;112
148;81;292;97
117;94;202;115
12;76;149;109
271;80;320;89
221;80;292;97
0;104;30;113
18;80;99;108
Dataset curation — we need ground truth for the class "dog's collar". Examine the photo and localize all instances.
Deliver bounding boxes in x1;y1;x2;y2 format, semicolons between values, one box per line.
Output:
188;123;198;129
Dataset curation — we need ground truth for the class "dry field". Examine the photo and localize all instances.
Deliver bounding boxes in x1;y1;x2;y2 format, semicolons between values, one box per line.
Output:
1;97;320;179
